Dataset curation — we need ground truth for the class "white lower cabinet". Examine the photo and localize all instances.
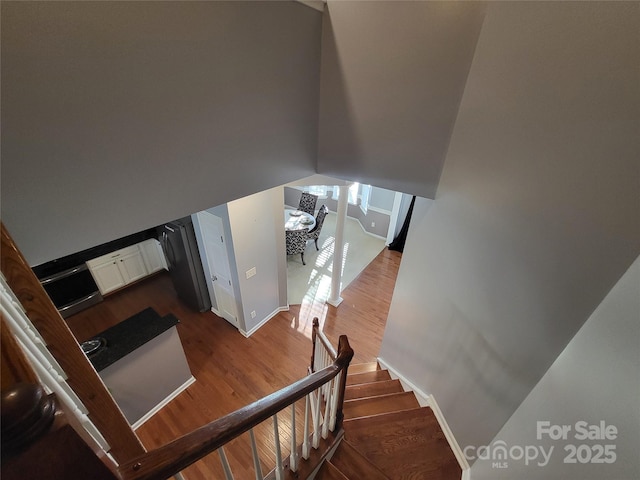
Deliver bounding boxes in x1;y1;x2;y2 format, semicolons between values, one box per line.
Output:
139;239;168;274
88;243;156;295
118;249;149;284
89;259;127;295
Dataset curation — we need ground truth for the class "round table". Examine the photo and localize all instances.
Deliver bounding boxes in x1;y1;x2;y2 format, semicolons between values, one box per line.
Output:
284;209;316;231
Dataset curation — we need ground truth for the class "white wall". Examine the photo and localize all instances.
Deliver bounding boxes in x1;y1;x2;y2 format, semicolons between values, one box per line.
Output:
380;0;639;458
317;1;486;198
471;256;640;479
1;1;322;265
226;187;285;334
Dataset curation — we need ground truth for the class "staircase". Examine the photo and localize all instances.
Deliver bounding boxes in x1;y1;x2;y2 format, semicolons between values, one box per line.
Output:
316;362;461;480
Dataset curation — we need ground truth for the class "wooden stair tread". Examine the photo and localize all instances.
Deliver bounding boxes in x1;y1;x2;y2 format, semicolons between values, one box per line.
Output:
344;379;403;400
347;362;379;375
329;439;389;480
316;459;349;480
344;407;461;480
343;391;419;420
346;369;391;385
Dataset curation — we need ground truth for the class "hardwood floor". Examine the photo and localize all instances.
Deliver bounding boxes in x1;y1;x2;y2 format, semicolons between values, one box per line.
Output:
65;248;402;479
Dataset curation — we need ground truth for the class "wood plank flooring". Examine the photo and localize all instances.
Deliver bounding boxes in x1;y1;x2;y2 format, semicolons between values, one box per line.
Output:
65;248;402;479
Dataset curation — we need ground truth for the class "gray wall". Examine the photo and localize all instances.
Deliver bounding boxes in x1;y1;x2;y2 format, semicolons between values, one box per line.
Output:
317;1;486;198
1;1;321;266
471;256;640;479
379;0;639;459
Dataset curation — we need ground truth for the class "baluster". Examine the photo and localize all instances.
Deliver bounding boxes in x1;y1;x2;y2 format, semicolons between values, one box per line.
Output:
312;387;322;448
248;428;263;479
321;349;329;399
272;415;284;480
218;447;234;480
314;342;322;372
322;377;333;439
302;394;311;459
310;318;319;372
329;371;341;431
289;403;299;472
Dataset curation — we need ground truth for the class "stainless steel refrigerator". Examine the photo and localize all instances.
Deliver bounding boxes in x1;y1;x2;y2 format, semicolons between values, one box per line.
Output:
158;217;211;313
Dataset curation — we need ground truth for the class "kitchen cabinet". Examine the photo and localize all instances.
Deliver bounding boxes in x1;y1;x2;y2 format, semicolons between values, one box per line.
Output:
87;244;149;295
139;239;167;274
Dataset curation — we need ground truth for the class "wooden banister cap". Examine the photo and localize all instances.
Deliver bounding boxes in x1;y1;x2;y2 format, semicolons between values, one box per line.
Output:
1;383;56;453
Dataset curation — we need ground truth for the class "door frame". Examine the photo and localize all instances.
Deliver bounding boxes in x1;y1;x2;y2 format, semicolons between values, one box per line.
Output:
191;211;239;328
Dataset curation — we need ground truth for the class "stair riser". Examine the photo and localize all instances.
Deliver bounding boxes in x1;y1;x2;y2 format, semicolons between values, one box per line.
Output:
346;370;391;386
344;379;403;400
343;392;420;420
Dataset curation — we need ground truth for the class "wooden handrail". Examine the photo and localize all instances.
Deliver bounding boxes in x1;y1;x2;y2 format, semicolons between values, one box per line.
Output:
119;335;354;480
1;223;146;463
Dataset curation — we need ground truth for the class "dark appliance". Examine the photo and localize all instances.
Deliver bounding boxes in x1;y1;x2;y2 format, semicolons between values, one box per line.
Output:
38;263;103;318
158;217;211;312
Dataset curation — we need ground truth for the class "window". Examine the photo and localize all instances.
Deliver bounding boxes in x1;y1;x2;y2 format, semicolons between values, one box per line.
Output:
332;183;371;214
360;184;371;214
306;185;328;198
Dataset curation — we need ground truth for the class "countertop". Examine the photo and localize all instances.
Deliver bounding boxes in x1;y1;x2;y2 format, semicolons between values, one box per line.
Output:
86;307;179;372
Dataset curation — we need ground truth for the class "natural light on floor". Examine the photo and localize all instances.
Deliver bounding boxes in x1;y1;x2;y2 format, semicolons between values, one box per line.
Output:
287;213;386;338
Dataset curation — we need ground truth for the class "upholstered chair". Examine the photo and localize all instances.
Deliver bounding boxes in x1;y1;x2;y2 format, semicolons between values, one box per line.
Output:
297;192;318;216
285;228;309;265
306;205;329;250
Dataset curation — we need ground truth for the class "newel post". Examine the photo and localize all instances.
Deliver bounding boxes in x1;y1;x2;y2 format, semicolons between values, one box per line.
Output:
334;335;354;430
1;383;56;454
310;318;320;373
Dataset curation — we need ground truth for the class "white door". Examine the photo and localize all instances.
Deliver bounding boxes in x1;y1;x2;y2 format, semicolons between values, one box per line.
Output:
193;211;239;327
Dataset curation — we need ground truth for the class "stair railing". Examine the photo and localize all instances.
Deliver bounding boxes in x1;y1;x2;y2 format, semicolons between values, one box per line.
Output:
117;332;353;480
309;318;348;439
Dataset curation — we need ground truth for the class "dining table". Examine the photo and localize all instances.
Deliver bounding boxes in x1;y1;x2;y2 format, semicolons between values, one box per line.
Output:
284;209;316;231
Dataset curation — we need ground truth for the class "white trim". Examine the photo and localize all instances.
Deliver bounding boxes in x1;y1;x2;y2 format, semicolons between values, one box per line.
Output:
428;394;471;479
132;376;196;430
387;192;403;244
367;205;393;216
353;216;387;241
376;357;430;406
239;306;287;338
327;296;343;307
377;356;470;480
325;211;387;242
462;467;472;480
1;275;112;453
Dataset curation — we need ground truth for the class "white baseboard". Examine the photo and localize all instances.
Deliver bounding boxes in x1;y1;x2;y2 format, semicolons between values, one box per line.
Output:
240;306;287;338
132;375;196;430
325;210;388;242
353;216;388;241
428;394;471;479
376;357;430;406
376;357;470;480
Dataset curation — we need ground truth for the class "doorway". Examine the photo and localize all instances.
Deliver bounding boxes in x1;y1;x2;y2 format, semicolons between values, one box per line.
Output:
192;211;239;328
